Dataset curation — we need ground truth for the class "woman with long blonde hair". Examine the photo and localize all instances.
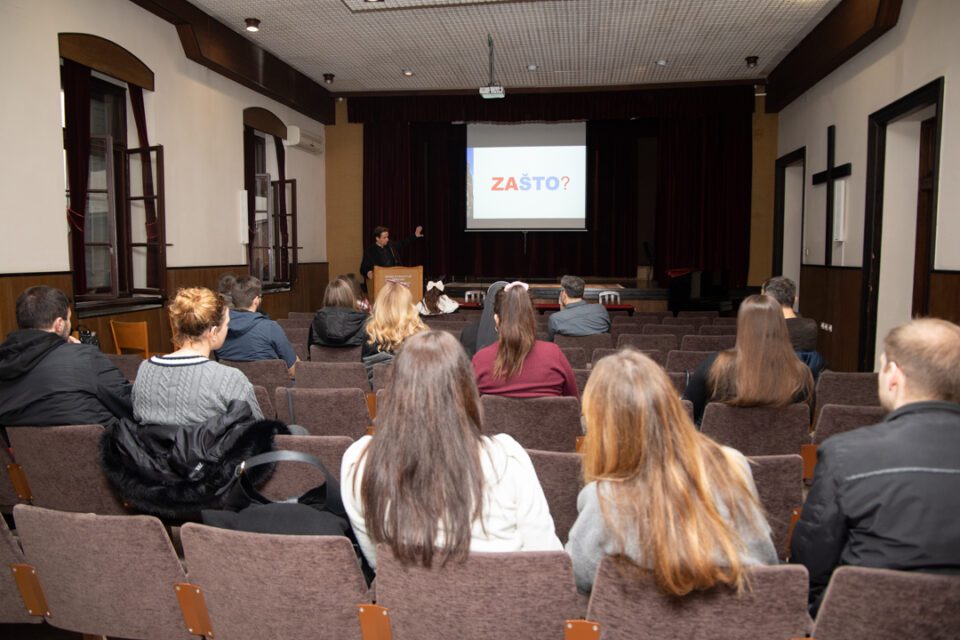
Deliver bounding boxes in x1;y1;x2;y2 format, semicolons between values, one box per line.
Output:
684;294;814;424
362;281;426;370
566;350;777;595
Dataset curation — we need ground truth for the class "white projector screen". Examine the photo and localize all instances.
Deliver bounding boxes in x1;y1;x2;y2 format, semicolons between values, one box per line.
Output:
466;123;587;230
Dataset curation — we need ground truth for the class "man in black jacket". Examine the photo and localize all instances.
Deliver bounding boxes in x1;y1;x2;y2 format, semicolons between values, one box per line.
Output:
791;318;960;614
0;286;133;429
359;224;424;281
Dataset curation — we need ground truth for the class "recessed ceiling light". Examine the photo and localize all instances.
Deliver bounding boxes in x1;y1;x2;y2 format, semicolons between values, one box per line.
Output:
244;18;260;32
745;55;759;69
401;69;414;77
323;73;335;85
365;0;385;3
527;64;538;71
655;59;668;67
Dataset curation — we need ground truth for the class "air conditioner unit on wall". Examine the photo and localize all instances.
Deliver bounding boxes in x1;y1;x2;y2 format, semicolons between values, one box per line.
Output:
285;125;324;154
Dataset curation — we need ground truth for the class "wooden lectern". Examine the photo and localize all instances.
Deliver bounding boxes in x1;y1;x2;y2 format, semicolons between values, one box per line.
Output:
372;265;423;303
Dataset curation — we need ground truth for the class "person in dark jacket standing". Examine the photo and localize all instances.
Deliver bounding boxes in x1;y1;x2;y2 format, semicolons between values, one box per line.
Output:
215;275;298;377
359;224;424;281
791;318;960;614
0;286;132;429
309;277;369;348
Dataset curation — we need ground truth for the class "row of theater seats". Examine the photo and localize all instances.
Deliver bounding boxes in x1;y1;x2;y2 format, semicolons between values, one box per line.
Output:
3;502;958;639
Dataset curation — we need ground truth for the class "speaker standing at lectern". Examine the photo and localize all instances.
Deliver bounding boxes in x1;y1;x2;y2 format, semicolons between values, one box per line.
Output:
360;225;424;281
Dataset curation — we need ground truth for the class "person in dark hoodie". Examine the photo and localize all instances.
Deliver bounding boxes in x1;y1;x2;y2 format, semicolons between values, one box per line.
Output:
0;286;132;429
215;275;299;378
309;277;370;349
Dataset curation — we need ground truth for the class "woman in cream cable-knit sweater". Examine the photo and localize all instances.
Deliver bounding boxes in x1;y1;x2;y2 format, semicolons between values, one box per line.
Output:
133;287;262;425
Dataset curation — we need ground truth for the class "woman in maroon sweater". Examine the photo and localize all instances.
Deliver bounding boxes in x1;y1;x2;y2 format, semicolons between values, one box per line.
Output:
472;282;578;398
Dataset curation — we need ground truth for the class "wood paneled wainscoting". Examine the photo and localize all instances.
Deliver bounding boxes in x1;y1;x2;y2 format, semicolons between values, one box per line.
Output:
929;271;960;324
799;265;863;372
0;263;328;355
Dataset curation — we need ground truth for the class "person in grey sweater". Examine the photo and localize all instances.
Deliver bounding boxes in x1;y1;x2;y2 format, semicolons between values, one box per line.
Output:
133;287;262;426
565;350;777;595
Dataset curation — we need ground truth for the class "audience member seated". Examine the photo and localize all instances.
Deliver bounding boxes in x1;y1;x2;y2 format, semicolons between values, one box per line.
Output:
762;276;818;352
0;286;132;429
459;280;507;357
217;271;238;308
547;274;611;341
341;330;562;569
134;287;263;426
215;275;299;377
309;277;370;351
417;280;460;316
344;273;371;313
472;282;578;398
683;294;813;424
566;350;778;594
792;318;960;615
362;281;426;375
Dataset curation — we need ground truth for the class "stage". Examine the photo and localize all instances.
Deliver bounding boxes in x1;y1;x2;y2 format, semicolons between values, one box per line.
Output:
442;278;669;313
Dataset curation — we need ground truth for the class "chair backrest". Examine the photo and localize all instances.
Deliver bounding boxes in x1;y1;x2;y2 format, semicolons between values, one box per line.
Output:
371;361;393;391
590;348;616;368
681;399;694;421
713;317;738;325
252;384;276;419
701;403;811;456
613;315;660;326
480;396;582;452
220;358;291;396
813;404;887;444
681;334;736;351
700;324;738;335
296;361;370;391
309;343;363;363
554;333;614;360
598;290;621;304
283;327;310;362
667;372;687;395
526;449;582;545
287;311;315;320
617;333;678;353
422;322;463;339
104;353;143;382
677;310;720;318
585;560;812;640
0;444;22;510
610;323;641;341
559;347;587;369
747;454;803;560
663;316;711;331
109;320;150;357
13;504;193;639
6;425;129;515
0;514;38;624
275;317;312;330
465;290;485;303
665;350;713;373
813;566;960;640
813;371;880;427
179;523;368;640
276;387;370;439
573;368;590;396
642;323;694;338
271;434;353;482
375;548;583;640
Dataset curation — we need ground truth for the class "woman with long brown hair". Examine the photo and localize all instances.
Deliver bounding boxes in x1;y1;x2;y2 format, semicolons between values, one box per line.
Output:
309;276;369;349
684;294;814;424
341;330;562;569
472;282;578;397
566;350;777;595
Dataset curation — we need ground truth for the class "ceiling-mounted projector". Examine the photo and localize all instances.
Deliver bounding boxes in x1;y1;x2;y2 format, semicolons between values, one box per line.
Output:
479;84;505;99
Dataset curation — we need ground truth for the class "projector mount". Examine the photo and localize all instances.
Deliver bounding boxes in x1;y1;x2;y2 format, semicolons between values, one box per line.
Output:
480;34;505;99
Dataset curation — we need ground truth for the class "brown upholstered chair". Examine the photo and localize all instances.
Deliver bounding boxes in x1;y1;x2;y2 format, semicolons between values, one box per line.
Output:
296;361;370;391
812;566;960;640
0;514;40;624
559;347;588;369
276;317;312;330
287;311;315;320
13;504;194;639
748;454;803;560
585;560;812;640
813;404;887;445
681;334;736;352
6;425;129;515
554;334;614;361
371;361;393;392
700;403;812;457
275;387;370;439
250;384;274;419
104;353;143;382
667;372;687;395
180;523;369;640
610;323;641;341
681;399;694;421
282;326;310;362
642;323;695;338
713;317;738;326
220;359;291;397
813;371;880;428
663;316;711;332
573;369;591;396
665;350;713;373
612;314;660;326
308;344;363;363
480;396;582;452
616;333;678;353
374;547;584;639
699;324;738;335
527;449;582;545
270;434;353;483
677;310;720;318
0;445;22;511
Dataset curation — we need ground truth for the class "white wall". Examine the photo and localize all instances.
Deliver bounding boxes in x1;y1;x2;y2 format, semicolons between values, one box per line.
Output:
0;0;327;274
778;0;960;271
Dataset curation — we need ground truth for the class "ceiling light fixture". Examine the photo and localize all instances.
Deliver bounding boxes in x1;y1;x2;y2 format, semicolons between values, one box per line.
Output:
401;69;414;77
527;64;538;71
323;73;335;85
244;18;260;32
655;59;668;67
745;55;759;69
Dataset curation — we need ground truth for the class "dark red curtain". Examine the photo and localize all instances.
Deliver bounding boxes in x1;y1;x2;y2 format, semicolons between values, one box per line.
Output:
129;86;160;289
62;60;91;294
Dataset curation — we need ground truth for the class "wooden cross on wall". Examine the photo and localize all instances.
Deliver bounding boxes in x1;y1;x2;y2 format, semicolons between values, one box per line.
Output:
811;125;852;266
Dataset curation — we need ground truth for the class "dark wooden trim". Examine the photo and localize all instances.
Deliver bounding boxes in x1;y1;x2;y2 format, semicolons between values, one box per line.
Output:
773;147;806;276
860;77;943;371
59;33;155;91
765;0;902;113
931;269;960;275
0;270;72;278
339;79;758;99
243;107;287;138
128;0;334;124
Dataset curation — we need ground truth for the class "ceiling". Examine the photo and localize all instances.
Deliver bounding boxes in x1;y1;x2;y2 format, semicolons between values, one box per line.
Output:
188;0;841;94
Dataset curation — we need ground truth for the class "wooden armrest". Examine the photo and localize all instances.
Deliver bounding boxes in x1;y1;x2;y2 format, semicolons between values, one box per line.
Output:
366;392;377;420
358;604;393;640
566;620;601;640
801;443;818;481
11;564;48;617
575;436;585;453
174;582;213;638
7;463;32;501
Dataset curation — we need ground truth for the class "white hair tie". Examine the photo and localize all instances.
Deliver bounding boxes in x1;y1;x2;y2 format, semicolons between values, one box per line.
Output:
427;280;444;292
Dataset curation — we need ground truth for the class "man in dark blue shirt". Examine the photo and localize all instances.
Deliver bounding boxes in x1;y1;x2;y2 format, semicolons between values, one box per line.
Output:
216;276;299;377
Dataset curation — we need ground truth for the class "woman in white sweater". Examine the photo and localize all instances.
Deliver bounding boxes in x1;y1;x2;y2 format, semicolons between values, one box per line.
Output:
566;350;777;595
341;330;561;569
